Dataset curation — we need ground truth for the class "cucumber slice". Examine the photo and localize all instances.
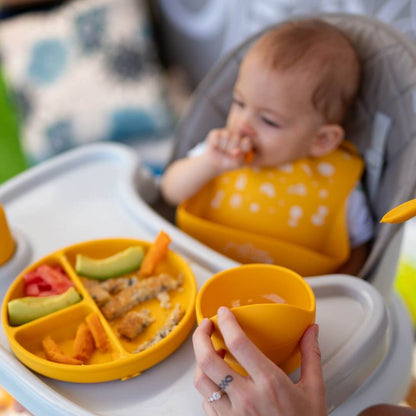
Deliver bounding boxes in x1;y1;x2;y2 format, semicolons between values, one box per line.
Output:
75;246;144;280
8;287;82;326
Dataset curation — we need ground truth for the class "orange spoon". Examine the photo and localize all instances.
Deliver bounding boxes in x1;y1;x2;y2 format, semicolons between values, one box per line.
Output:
380;199;416;223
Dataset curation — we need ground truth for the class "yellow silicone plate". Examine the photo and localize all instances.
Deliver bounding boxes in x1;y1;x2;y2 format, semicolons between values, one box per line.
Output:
1;238;197;383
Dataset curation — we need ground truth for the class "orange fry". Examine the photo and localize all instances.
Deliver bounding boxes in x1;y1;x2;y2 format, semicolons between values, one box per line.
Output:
73;322;95;362
85;313;110;352
244;150;255;163
42;335;82;365
140;231;171;277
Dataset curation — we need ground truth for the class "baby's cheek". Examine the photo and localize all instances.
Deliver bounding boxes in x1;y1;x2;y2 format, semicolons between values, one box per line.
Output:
225;114;235;130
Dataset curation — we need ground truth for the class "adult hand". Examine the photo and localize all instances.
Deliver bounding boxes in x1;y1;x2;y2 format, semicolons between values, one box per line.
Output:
193;306;327;416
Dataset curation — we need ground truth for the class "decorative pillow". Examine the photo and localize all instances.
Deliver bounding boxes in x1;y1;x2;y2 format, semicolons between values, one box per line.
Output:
0;0;174;171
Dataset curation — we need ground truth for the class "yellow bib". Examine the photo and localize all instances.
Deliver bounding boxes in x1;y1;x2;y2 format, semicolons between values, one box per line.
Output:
177;142;364;276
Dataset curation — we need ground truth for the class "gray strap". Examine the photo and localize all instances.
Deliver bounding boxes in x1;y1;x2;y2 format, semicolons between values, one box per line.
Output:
365;112;391;202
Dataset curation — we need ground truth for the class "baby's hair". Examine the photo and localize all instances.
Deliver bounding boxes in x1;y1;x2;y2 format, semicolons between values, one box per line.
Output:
252;19;361;124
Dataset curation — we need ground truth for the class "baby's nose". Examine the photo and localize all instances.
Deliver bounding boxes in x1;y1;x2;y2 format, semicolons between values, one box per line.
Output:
236;122;255;138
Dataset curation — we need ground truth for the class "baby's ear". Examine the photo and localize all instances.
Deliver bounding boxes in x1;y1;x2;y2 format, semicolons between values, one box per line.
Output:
309;124;345;157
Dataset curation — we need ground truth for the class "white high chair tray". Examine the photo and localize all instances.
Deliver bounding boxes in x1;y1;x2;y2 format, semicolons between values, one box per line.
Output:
0;143;411;415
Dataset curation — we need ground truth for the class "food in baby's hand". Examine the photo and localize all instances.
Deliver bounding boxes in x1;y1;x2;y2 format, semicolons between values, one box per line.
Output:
42;335;83;365
134;303;184;353
85;313;111;352
140;231;171;277
75;246;145;280
244;150;255;163
73;322;95;362
8;287;81;326
23;264;74;297
118;309;154;340
100;273;182;320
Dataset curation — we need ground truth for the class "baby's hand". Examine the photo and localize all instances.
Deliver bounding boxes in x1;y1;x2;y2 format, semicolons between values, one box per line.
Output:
205;129;253;172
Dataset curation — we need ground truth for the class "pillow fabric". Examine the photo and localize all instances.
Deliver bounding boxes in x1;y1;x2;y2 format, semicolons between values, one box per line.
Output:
0;0;174;170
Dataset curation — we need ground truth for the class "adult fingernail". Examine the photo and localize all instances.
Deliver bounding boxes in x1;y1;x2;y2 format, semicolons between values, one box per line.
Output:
218;306;228;316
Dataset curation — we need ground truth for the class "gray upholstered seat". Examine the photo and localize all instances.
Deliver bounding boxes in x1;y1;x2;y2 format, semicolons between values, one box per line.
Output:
167;13;416;289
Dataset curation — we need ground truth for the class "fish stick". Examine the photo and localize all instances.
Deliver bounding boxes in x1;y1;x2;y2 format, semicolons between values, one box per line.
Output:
134;304;184;353
118;309;154;340
101;273;182;320
87;285;111;306
100;276;138;294
157;291;171;309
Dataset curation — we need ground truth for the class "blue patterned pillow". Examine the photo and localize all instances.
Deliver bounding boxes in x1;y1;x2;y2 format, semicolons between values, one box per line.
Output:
0;0;174;170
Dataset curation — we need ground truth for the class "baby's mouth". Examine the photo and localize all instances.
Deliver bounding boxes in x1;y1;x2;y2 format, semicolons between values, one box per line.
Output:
244;145;259;164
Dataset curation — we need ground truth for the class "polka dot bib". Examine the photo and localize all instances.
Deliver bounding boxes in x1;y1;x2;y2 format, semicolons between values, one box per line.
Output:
177;142;363;276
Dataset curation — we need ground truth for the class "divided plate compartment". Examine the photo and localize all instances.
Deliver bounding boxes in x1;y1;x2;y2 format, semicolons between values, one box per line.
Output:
1;238;197;383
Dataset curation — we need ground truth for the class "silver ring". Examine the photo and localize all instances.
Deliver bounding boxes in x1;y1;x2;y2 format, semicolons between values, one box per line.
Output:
207;389;224;403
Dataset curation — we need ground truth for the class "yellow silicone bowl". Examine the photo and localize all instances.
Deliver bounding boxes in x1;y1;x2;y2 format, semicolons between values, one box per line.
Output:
196;264;315;375
2;237;197;383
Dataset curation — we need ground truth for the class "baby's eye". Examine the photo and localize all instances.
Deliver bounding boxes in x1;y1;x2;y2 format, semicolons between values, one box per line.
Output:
262;117;280;128
232;97;245;108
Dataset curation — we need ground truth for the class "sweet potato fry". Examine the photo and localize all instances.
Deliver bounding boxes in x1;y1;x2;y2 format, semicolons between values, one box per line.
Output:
73;322;95;362
42;335;82;365
85;313;110;352
140;231;171;276
244;150;255;163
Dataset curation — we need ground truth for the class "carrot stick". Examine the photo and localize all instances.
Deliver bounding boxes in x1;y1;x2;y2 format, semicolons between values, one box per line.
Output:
85;313;110;352
244;150;255;163
42;336;83;365
140;231;172;276
73;322;95;362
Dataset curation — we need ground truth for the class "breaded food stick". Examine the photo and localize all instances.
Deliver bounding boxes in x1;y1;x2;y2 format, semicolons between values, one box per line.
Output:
87;285;111;307
134;304;184;353
101;273;181;320
100;276;138;294
118;309;154;340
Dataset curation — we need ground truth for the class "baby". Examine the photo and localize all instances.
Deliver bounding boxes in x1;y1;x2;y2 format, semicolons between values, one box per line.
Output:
161;19;374;276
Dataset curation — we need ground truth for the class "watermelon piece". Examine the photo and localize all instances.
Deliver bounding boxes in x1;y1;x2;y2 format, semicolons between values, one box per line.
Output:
23;265;74;297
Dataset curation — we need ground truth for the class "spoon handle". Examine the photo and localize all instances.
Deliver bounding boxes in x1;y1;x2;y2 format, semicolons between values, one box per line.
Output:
380;198;416;223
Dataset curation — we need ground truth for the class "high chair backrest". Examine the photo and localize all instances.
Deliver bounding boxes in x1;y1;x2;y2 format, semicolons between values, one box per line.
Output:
168;13;416;295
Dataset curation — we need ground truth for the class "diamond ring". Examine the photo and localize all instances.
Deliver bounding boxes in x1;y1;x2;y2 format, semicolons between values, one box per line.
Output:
207;389;224;403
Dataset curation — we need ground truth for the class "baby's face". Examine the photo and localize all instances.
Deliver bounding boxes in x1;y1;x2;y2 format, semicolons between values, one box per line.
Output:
226;51;324;167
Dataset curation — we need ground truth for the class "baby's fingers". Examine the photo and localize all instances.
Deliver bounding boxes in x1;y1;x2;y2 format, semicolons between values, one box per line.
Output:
207;129;234;154
207;129;223;150
217;131;233;152
226;134;245;157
